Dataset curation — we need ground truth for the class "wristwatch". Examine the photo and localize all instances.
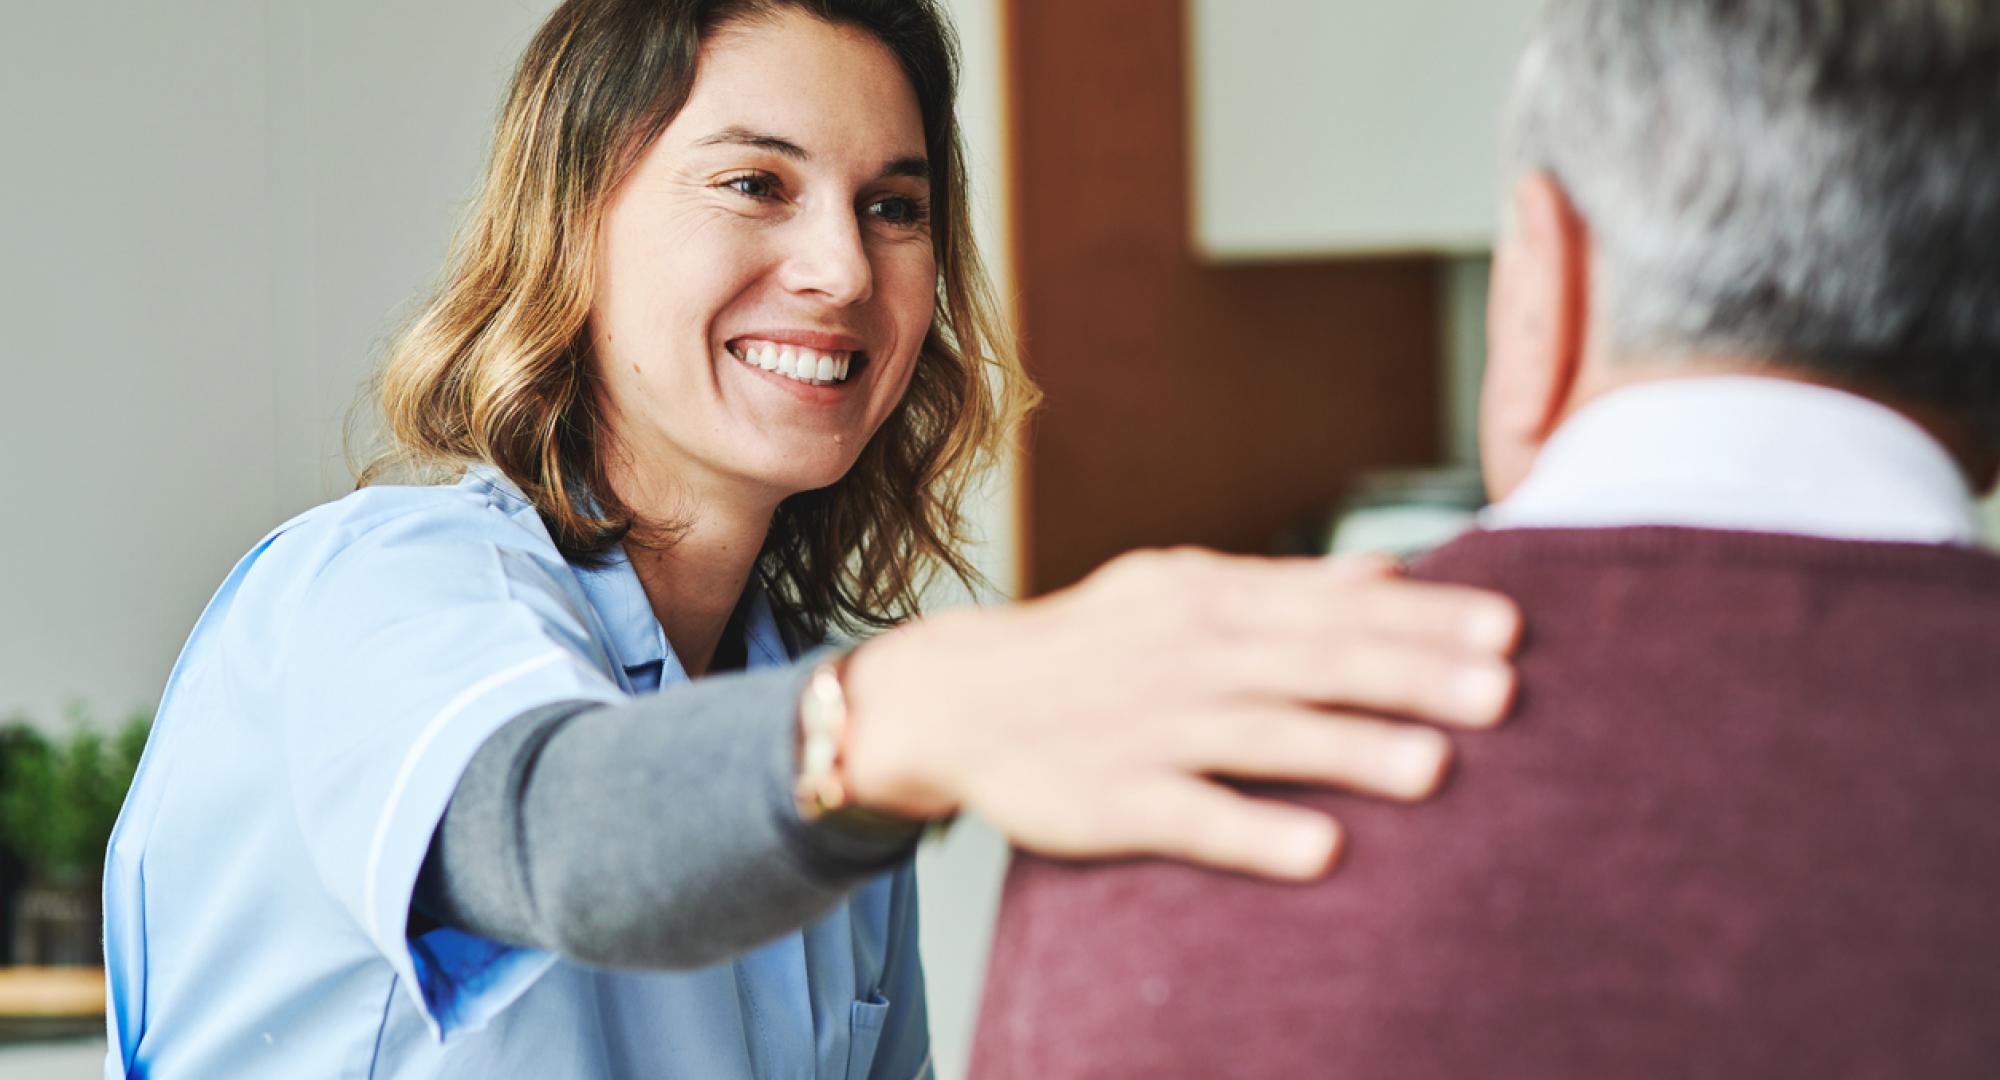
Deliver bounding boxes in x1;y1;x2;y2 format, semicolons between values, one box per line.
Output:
792;649;933;841
793;651;855;822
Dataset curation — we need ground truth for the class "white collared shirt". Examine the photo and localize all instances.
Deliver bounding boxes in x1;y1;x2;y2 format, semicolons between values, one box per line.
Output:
1481;376;1985;546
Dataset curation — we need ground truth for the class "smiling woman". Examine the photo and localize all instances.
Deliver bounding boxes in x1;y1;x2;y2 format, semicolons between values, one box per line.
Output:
101;2;1523;1078
365;1;1015;652
586;15;956;642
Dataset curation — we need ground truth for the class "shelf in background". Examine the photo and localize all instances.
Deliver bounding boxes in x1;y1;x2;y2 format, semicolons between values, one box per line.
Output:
0;966;103;1043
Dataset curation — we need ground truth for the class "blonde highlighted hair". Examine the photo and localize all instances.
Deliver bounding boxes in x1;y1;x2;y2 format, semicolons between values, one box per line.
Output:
359;0;1037;638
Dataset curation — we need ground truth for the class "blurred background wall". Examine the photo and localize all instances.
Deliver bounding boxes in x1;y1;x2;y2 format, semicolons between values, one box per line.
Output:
2;1;557;726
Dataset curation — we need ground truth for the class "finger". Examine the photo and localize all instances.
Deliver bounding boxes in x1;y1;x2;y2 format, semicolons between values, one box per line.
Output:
1171;549;1397;583
1202;561;1522;657
1324;552;1403;582
1314;577;1522;656
1096;774;1345;882
1175;707;1453;802
1220;638;1517;729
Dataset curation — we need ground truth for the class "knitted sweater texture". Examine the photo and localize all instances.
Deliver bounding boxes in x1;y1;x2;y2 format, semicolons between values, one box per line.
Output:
971;527;2000;1079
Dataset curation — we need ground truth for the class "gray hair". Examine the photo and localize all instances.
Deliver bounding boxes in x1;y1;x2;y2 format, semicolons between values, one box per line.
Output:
1505;0;2000;445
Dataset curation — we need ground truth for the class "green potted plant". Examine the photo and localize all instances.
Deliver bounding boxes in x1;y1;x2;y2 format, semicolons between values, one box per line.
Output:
0;707;150;967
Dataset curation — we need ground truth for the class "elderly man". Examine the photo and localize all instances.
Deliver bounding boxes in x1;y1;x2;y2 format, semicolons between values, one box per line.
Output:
970;1;2000;1076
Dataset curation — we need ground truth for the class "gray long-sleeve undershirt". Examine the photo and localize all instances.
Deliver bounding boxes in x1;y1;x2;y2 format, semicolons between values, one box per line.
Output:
412;656;922;970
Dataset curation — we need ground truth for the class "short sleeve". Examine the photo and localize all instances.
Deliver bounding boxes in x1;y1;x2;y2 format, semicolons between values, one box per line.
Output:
275;498;626;1040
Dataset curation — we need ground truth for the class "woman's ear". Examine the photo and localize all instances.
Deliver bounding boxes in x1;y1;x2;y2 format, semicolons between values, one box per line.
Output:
1480;171;1590;502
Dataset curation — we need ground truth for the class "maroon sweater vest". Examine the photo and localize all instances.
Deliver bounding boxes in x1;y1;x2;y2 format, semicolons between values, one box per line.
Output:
971;528;2000;1079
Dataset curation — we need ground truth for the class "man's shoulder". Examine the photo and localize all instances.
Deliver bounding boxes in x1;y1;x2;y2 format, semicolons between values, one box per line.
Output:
1407;526;2000;672
1411;525;2000;600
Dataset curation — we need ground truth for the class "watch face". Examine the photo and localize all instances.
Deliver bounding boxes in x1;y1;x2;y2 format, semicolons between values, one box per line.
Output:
797;660;852;817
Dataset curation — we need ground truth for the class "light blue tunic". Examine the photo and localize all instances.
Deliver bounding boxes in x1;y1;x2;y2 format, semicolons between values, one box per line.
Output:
102;469;931;1079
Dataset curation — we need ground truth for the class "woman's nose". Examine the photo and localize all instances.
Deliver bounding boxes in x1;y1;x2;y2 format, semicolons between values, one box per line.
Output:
778;206;875;307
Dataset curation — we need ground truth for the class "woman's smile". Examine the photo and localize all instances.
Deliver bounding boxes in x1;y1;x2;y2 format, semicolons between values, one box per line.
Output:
729;342;854;386
724;330;869;392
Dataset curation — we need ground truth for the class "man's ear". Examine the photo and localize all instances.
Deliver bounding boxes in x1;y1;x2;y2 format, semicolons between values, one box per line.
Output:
1480;172;1590;501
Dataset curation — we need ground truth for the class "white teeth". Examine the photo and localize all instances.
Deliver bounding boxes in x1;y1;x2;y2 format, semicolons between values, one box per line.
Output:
732;340;856;385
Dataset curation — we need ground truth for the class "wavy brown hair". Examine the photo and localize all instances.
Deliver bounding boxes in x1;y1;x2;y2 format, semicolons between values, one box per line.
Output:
358;0;1038;639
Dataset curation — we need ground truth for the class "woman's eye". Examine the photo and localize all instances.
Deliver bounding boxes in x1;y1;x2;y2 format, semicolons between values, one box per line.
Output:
867;196;930;228
723;174;779;200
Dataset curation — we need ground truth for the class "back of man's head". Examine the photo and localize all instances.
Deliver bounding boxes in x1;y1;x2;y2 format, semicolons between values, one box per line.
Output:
1504;0;2000;450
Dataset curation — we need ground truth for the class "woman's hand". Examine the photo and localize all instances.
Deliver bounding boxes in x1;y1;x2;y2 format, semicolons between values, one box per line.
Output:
838;548;1521;882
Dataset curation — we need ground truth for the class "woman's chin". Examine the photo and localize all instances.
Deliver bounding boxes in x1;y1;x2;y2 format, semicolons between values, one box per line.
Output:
725;450;860;500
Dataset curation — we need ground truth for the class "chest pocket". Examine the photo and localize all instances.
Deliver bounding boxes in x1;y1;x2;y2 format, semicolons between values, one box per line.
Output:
845;992;890;1080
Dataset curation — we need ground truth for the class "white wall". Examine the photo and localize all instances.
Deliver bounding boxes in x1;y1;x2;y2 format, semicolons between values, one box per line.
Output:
263;0;563;503
3;3;283;727
1;3;1015;1076
1191;0;1541;258
0;1;558;725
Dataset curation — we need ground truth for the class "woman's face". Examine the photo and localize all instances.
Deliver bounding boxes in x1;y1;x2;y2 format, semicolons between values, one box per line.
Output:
590;9;937;508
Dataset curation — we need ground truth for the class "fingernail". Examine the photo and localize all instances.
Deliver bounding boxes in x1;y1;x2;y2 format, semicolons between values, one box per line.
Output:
1463;602;1521;653
1399;730;1452;796
1281;819;1340;876
1455;663;1514;725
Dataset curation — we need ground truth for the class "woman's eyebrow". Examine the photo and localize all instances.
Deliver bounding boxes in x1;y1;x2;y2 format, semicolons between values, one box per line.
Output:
696;125;810;160
694;125;929;181
883;155;931;182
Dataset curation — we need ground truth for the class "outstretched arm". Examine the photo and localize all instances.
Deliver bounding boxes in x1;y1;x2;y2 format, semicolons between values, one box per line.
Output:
414;656;918;969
